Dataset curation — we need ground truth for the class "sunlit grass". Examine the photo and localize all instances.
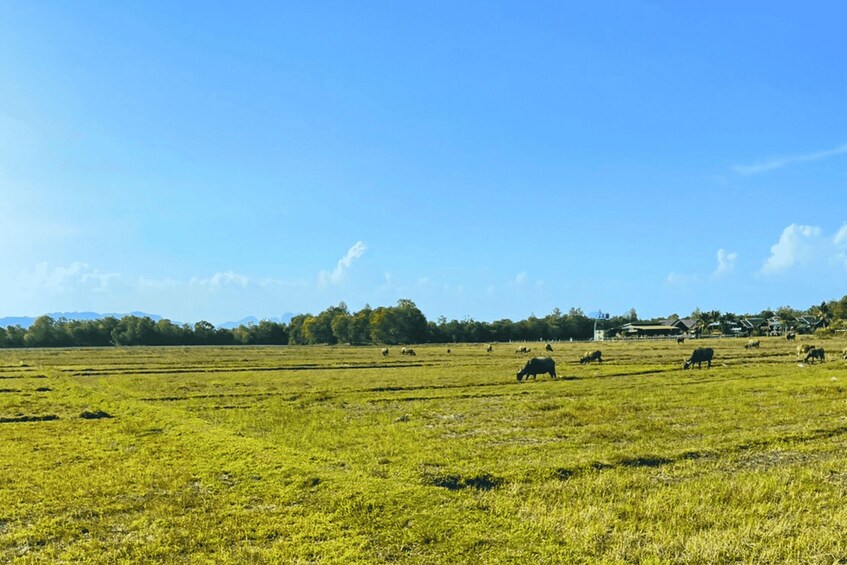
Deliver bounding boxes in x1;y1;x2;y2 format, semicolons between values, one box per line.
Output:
1;337;846;562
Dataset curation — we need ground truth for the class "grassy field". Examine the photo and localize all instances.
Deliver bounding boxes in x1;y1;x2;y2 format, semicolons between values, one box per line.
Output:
2;337;847;563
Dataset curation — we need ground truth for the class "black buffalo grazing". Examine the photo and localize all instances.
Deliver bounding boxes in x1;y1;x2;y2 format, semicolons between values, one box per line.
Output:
797;343;816;358
579;350;603;364
677;336;685;344
400;347;416;356
786;332;796;341
545;343;554;352
804;347;825;363
517;356;557;381
745;340;760;350
515;346;531;354
684;347;714;369
486;344;493;353
381;348;389;356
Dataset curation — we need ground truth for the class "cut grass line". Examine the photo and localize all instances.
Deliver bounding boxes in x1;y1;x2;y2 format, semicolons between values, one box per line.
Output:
367;390;533;403
68;362;434;377
0;415;59;423
545;424;847;482
140;392;283;402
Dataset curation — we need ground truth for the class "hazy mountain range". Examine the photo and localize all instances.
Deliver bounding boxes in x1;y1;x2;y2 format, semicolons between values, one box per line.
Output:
0;312;295;329
217;314;295;329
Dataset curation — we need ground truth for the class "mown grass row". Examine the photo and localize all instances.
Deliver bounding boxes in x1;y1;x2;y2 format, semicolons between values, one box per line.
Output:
1;337;846;562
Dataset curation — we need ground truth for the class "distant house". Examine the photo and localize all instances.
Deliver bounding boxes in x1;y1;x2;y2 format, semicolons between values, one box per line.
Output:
725;321;745;336
705;321;723;336
739;317;768;336
619;323;681;338
661;318;697;334
766;317;787;336
794;316;827;334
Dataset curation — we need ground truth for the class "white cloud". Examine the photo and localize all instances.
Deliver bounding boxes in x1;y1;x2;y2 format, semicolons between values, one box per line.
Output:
761;224;823;274
138;277;182;291
318;241;367;287
734;143;847;175
713;249;737;278
834;224;847;246
19;262;121;293
834;224;847;267
666;271;698;285
514;272;528;285
190;271;250;289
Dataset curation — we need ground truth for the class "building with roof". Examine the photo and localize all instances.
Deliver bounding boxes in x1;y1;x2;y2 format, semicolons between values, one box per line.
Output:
618;323;681;338
661;318;697;334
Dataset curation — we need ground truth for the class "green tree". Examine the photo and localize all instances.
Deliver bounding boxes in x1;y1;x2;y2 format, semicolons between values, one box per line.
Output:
4;325;26;347
24;316;61;347
393;299;428;343
256;320;287;344
155;319;187;345
301;303;348;344
287;314;311;345
830;295;847;321
331;312;353;344
370;307;398;344
349;306;373;345
808;301;833;327
111;316;157;345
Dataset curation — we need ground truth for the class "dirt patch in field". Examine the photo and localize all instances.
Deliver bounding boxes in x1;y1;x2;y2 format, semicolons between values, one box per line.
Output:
80;410;113;420
618;456;674;468
551;468;575;480
423;471;502;491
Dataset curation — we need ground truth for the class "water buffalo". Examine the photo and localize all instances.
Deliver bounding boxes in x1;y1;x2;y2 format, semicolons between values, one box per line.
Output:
381;348;389;356
684;347;714;369
677;336;685;344
745;340;760;350
517;356;557;381
515;346;531;354
796;344;816;358
486;344;493;353
804;347;825;363
545;343;554;352
579;350;603;364
786;332;796;341
400;347;416;356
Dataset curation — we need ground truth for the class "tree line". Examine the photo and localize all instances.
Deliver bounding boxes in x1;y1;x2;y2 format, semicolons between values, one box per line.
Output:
2;295;846;349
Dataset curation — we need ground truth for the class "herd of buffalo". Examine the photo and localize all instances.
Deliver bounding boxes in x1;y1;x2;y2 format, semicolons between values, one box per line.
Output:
380;339;845;382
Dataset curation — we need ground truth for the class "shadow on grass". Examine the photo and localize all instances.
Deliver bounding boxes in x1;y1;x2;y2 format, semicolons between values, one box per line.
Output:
0;414;59;423
423;472;503;491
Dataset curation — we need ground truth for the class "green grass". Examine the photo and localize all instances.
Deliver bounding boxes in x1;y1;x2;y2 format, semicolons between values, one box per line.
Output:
2;337;847;563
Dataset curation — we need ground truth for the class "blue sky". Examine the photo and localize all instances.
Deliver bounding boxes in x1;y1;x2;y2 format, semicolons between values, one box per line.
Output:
1;1;845;324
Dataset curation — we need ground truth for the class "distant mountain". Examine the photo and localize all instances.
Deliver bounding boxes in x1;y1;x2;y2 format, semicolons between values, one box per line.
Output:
218;313;296;329
0;311;297;330
0;311;162;329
